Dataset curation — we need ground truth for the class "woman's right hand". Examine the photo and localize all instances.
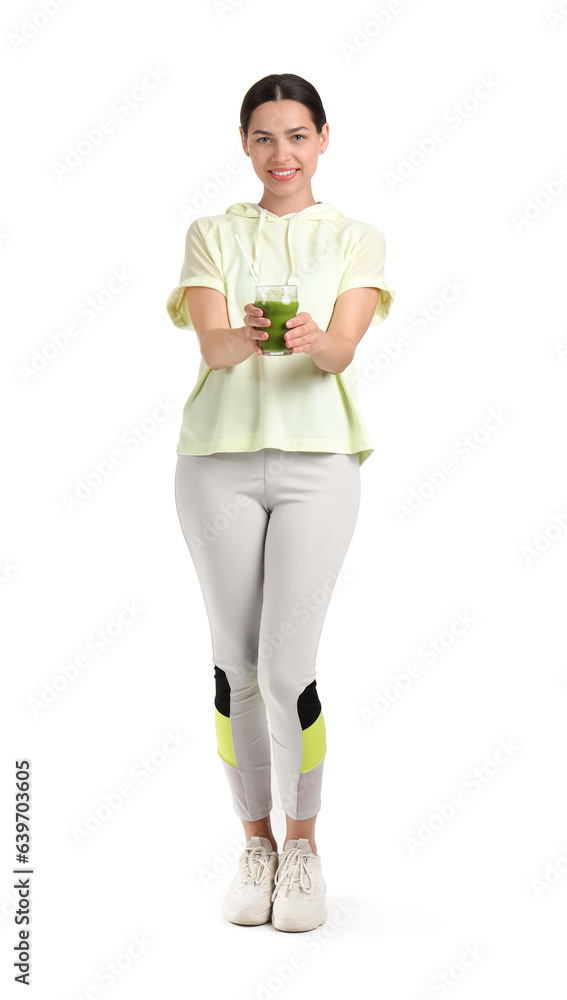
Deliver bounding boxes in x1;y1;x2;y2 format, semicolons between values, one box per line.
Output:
242;303;270;356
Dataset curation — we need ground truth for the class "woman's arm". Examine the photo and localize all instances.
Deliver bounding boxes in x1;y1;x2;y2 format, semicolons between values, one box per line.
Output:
288;287;381;375
185;286;255;370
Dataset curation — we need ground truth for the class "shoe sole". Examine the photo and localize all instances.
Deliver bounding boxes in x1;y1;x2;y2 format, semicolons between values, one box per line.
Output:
271;906;327;932
222;904;272;926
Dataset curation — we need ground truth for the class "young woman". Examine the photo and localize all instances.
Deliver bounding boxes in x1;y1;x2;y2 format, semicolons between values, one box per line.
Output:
166;73;395;933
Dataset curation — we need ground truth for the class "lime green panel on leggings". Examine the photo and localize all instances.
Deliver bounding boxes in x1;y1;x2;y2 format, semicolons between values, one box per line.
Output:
301;713;326;773
215;707;236;767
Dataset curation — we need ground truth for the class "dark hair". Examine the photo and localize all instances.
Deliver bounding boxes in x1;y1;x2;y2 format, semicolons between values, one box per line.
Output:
240;74;327;138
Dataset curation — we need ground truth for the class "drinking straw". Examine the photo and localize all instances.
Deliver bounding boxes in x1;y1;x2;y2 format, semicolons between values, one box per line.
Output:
235;234;267;299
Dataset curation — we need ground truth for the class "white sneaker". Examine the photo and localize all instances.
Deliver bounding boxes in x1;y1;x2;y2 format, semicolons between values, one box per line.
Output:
221;837;279;926
271;838;327;932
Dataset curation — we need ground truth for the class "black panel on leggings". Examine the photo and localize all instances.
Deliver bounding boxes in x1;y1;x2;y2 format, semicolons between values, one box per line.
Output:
297;680;321;730
214;665;231;717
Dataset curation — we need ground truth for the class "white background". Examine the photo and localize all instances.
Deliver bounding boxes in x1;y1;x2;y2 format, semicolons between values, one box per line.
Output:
2;0;567;997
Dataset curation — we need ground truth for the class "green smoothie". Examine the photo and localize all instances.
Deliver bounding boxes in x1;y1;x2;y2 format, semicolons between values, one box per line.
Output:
254;299;298;354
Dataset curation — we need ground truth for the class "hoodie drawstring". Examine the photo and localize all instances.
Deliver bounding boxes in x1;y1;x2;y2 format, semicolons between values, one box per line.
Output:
287;216;297;285
253;209;267;283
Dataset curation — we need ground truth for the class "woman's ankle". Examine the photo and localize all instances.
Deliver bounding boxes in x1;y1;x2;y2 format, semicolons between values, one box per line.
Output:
242;819;277;851
283;812;317;855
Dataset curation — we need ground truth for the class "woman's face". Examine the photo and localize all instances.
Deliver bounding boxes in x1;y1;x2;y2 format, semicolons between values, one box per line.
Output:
241;99;328;198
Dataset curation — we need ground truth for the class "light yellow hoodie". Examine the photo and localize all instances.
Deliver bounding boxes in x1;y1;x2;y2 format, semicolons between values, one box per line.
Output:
165;201;395;465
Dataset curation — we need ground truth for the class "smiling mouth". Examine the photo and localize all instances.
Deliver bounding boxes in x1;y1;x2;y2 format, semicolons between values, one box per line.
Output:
269;169;299;177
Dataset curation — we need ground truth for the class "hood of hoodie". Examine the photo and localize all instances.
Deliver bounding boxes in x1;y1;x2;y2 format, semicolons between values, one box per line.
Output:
225;201;344;286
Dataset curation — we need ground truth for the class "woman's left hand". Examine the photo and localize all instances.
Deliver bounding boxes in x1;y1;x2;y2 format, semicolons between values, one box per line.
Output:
284;312;327;356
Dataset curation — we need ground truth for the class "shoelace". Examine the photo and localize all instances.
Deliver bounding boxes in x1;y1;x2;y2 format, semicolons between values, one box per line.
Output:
271;847;313;902
242;846;273;885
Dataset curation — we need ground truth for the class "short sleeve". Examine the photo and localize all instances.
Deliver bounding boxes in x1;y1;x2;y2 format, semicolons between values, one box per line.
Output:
165;218;226;331
336;224;395;324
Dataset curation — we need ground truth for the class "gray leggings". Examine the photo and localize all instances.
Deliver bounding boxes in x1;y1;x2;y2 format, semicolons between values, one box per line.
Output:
174;448;361;821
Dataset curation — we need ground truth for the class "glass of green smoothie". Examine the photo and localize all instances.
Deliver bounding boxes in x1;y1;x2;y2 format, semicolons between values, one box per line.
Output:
254;284;298;356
